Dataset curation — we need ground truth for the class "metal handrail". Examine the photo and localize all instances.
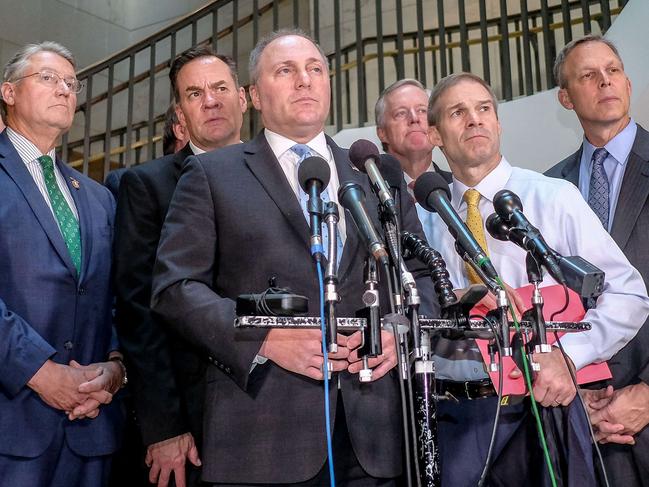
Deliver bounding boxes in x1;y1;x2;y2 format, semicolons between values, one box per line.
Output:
63;0;625;181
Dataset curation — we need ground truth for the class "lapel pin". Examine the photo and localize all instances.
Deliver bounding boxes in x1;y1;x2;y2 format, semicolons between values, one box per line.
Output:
70;177;80;189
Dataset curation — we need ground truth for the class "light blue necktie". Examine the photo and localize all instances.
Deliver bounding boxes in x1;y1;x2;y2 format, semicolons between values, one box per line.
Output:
588;148;610;229
291;144;343;267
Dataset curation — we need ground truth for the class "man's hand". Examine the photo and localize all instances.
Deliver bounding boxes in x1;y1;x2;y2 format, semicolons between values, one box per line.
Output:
510;348;577;407
67;360;124;420
145;433;202;487
27;359;98;412
589;382;649;444
259;329;350;380
347;330;398;381
458;282;526;319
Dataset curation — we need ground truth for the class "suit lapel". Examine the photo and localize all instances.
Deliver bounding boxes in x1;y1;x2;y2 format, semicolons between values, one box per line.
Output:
560;148;582;187
0;133;78;278
244;133;310;246
610;127;649;248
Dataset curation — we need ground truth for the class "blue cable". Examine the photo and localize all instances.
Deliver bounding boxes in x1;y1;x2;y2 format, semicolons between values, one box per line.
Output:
316;261;336;486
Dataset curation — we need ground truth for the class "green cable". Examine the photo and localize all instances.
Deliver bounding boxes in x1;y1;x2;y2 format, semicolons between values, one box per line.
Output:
494;277;558;487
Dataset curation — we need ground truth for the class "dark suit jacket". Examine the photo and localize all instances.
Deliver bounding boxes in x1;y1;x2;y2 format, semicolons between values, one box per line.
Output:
546;123;649;482
104;167;128;199
113;143;205;447
151;132;437;483
0;130;122;458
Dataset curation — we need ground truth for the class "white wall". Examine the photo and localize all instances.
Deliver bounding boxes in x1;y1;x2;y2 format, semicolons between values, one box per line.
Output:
333;0;649;173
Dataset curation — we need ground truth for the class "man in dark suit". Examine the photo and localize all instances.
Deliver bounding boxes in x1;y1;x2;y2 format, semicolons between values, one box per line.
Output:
0;42;125;486
546;34;649;485
113;46;247;487
151;29;437;485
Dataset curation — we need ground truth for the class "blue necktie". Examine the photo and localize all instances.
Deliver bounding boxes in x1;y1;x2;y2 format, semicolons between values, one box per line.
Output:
588;148;610;229
291;144;343;267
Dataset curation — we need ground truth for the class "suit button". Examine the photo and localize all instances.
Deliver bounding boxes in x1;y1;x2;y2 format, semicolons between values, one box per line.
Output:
78;287;86;295
64;341;74;350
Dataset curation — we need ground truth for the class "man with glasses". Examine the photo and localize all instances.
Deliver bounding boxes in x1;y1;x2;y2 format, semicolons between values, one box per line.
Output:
0;42;124;487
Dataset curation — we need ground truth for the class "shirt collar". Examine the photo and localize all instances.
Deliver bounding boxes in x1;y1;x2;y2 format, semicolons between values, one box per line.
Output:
264;128;328;160
189;139;206;155
582;118;637;167
450;156;512;210
6;127;56;164
403;162;435;185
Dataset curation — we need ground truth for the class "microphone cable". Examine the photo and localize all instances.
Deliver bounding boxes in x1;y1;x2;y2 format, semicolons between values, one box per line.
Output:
550;284;611;487
497;276;559;487
476;314;505;487
317;261;336;486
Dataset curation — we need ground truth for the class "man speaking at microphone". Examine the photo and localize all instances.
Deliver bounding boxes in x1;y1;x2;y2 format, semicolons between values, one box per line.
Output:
418;72;649;486
151;29;436;485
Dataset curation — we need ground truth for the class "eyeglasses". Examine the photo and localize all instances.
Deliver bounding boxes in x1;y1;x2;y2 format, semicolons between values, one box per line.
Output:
11;70;84;94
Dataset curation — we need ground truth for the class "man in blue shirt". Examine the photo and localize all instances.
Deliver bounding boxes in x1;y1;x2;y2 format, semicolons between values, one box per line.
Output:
546;34;649;485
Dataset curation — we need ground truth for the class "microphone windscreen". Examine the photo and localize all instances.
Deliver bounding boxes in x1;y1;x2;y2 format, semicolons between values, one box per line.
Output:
485;213;509;241
298;156;331;192
413;171;451;212
348;139;380;172
493;189;523;220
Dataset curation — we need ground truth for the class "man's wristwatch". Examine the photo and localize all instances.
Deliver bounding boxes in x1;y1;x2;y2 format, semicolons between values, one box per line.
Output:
109;356;128;388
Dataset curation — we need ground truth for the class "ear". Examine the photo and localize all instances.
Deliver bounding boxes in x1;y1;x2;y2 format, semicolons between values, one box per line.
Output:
558;88;574;110
0;82;16;108
428;125;443;147
175;103;187;128
249;84;261;111
376;126;387;145
238;86;248;114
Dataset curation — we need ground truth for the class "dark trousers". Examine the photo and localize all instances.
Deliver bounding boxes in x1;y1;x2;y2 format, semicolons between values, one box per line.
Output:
436;396;525;487
0;420;111;487
210;396;398;486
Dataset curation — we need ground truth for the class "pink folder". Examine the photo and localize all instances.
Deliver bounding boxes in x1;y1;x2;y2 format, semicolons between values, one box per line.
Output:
473;284;611;396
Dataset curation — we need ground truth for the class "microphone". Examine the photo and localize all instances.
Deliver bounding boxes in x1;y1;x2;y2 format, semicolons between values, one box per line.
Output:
338;182;389;265
413;172;499;285
487;212;605;298
348;139;398;218
298;156;331;261
491;190;566;285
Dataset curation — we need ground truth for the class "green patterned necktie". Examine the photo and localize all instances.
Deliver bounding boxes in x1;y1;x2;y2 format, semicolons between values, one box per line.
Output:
38;155;82;275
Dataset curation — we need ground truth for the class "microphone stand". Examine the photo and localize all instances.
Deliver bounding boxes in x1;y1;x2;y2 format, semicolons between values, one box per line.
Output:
324;202;341;356
459;245;512;357
357;257;382;382
376;197;423;487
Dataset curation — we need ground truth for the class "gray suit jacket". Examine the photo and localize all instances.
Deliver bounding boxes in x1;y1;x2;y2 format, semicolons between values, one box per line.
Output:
546;123;649;484
151;132;438;483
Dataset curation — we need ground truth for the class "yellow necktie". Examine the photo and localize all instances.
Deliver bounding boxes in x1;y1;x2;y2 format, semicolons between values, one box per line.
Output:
463;189;489;284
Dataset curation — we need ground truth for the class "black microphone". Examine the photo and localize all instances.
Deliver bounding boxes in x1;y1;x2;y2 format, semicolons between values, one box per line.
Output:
298;156;331;261
492;190;566;285
413;172;499;284
487;212;604;298
348;139;398;218
338;182;389;265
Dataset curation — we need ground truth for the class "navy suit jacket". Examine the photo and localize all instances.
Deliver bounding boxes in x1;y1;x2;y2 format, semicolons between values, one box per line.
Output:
0;130;122;458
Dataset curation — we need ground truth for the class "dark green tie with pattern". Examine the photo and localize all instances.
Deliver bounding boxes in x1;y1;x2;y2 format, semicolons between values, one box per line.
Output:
38;155;82;275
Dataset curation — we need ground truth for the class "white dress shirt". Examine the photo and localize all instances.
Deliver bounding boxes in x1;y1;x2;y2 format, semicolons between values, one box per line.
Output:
421;157;649;378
